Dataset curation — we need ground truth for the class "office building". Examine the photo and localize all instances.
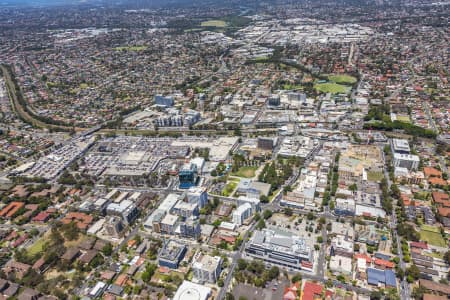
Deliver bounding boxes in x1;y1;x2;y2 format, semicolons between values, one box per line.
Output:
172;201;199;218
390;139;411;154
232;203;252;225
187;187;208;208
267;94;280;106
257;137;276;150
158;240;187;269
334;198;356;216
106;200;139;225
104;216;124;237
160;214;178;234
237;196;261;212
192;252;222;283
179;163;198;189
155;95;174;107
179;218;201;239
393;153;420;171
245;227;313;270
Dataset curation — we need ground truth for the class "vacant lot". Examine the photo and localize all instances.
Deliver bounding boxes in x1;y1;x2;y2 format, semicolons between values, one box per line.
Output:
314;83;350;94
232;166;258;178
367;171;384;182
201;20;227;27
328;74;357;85
420;225;446;247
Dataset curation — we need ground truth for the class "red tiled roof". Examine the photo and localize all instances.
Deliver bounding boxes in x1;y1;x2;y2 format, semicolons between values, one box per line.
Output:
423;167;442;178
0;202;25;218
302;281;323;300
32;212;50;222
354;253;371;264
410;241;428;250
438;207;450;218
374;258;395;268
432;192;449;206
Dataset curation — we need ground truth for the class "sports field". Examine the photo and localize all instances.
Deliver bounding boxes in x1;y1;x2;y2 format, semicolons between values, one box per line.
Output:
314;83;351;94
328;74;357;84
201;20;227;27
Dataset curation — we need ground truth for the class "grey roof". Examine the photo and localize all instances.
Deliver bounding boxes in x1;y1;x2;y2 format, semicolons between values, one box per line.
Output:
271;236;292;248
253;231;265;244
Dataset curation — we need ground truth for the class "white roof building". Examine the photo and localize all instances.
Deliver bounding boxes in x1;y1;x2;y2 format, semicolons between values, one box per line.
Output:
173;281;212;300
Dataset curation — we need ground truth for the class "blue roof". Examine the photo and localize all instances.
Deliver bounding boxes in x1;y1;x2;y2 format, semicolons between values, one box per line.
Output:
374;252;391;260
367;268;385;286
385;270;397;287
367;268;397;287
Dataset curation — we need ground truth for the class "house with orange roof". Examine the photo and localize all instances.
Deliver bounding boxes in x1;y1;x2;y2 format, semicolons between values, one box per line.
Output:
432;191;450;207
424;167;442;178
423;167;448;186
114;274;129;287
61;212;94;230
283;282;300;300
0;202;24;219
301;281;323;300
374;258;395;269
354;253;371;264
438;207;450;218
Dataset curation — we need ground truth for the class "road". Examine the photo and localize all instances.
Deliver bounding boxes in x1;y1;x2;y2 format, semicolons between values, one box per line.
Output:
381;149;410;300
423;102;438;133
217;221;257;300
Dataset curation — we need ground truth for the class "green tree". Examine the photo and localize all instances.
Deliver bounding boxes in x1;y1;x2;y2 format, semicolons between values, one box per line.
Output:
291;273;302;283
102;243;113;256
263;210;273;219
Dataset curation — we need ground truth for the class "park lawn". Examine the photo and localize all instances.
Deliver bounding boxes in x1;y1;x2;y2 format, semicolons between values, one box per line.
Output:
231;166;258;178
421;224;440;233
222;181;237;197
328;74;357;85
314;83;350;94
396;115;411;123
201;20;227;27
367;171;384;182
283;84;304;90
420;226;446;247
27;237;47;256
